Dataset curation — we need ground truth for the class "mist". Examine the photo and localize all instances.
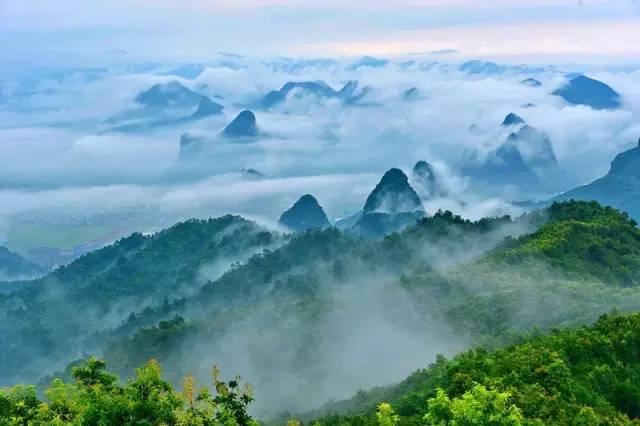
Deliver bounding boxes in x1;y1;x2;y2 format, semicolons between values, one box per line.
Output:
2;55;639;264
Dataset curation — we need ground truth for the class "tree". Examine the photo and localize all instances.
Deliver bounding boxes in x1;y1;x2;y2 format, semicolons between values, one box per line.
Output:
0;358;256;426
376;403;400;426
424;384;523;426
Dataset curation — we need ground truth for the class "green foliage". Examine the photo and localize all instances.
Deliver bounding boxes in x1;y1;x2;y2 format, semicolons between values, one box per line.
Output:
6;200;640;422
424;385;523;426
0;357;255;426
311;313;640;425
0;215;277;385
375;403;399;426
489;201;640;286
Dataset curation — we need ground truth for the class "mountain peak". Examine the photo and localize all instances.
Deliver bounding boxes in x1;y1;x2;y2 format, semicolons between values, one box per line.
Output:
609;143;640;177
363;168;425;214
222;110;258;138
135;81;203;109
191;97;223;119
553;75;621;110
412;160;446;199
403;87;420;101
520;78;542;87
502;113;525;127
505;125;557;169
278;194;331;232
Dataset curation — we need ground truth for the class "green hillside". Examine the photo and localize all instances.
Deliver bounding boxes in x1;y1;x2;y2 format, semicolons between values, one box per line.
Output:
6;313;640;425
0;246;44;282
0;215;279;385
488;201;640;286
93;202;640;418
4;201;640;420
307;313;640;425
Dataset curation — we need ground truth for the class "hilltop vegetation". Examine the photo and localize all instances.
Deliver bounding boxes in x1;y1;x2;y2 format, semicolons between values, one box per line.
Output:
489;201;640;286
307;313;640;425
0;246;44;282
0;216;278;385
4;201;640;419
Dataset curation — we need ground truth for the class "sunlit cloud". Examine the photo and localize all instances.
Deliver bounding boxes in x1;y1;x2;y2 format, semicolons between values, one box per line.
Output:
1;0;639;62
300;19;640;60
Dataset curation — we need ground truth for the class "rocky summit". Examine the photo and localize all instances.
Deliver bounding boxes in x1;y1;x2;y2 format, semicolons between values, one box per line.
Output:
502;112;525;127
222;110;259;138
363;168;425;214
278;194;331;232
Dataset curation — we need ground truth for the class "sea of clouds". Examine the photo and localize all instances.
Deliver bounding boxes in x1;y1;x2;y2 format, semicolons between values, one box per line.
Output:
0;54;639;248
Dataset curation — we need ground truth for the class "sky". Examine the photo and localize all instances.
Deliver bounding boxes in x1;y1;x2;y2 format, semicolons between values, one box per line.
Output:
1;0;640;66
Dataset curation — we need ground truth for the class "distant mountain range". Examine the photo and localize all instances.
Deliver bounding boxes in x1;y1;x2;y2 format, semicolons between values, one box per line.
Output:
278;167;429;239
135;81;206;110
349;56;390;69
106;81;223;132
261;80;369;109
459;61;546;76
276;164;454;239
5;199;640;419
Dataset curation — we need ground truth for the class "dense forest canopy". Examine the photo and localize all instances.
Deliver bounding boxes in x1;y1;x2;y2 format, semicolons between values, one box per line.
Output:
4;201;640;421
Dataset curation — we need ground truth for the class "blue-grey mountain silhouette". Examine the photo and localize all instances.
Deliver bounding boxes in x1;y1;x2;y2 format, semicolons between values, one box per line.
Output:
177;133;207;160
459;60;505;75
241;168;265;179
278;194;331;232
412;160;447;199
363;168;425;214
0;246;45;281
502;113;525;127
553;75;621;110
464;124;559;191
521;78;542;87
506;125;557;170
402;87;421;101
261;80;366;108
336;168;426;238
135;81;204;109
266;58;337;73
190;97;224;119
222;110;258;138
553;139;640;220
349;56;389;69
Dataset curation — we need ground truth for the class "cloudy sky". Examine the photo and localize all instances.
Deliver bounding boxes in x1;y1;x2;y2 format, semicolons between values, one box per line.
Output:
2;0;640;66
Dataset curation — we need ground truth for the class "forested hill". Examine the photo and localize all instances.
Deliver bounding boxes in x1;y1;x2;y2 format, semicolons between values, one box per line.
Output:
306;312;640;425
0;215;280;385
0;246;45;282
5;201;640;419
486;201;640;286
